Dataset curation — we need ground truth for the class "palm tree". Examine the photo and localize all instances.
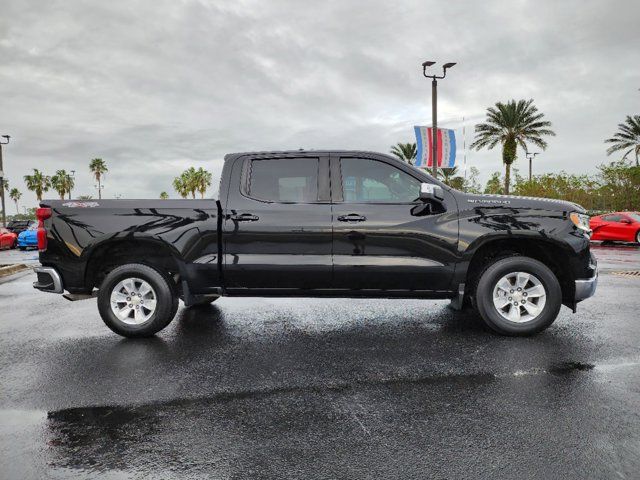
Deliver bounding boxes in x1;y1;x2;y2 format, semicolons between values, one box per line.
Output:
471;99;555;194
172;175;189;199
195;168;212;198
89;158;108;199
23;169;51;202
51;169;75;200
438;166;459;185
390;142;417;165
9;188;21;213
160;191;169;199
605;115;640;166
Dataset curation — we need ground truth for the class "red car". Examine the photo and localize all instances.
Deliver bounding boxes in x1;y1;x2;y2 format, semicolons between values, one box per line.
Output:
0;227;18;250
590;212;640;244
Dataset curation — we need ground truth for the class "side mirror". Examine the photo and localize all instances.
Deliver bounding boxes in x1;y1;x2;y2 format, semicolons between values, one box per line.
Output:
420;183;444;202
620;218;631;224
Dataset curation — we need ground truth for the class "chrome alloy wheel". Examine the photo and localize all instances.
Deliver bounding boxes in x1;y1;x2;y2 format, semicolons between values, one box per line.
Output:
110;277;157;325
492;271;547;323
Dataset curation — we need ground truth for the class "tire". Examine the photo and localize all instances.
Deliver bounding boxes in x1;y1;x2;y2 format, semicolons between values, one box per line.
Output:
636;230;640;244
97;263;178;338
18;246;25;251
474;256;562;336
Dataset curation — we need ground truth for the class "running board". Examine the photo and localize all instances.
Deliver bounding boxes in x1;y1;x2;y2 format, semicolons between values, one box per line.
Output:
63;291;98;301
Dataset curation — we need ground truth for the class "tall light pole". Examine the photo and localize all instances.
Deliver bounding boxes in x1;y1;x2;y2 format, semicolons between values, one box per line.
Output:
422;61;456;178
69;170;75;200
0;135;10;227
526;152;539;181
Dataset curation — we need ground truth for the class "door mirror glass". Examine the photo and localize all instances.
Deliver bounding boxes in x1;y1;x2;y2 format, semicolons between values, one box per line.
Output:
620;218;631;224
419;183;444;202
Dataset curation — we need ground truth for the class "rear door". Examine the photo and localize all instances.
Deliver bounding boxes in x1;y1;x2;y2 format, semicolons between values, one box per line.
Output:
330;154;458;293
222;153;333;291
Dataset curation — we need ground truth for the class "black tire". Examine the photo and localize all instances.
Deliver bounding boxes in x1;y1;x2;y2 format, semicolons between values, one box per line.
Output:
475;256;562;336
635;230;640;245
18;246;25;251
97;263;178;338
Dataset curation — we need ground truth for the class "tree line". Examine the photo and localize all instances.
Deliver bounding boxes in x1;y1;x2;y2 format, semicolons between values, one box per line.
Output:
2;158;108;216
392;100;639;211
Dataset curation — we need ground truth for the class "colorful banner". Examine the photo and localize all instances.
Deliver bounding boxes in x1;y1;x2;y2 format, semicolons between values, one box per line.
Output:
413;126;456;168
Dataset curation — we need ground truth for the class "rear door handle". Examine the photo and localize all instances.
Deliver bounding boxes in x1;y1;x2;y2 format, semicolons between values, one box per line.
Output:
230;213;259;222
338;214;366;222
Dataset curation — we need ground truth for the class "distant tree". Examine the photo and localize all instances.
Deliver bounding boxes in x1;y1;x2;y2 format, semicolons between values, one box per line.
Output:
172;174;189;199
484;172;504;195
23;169;51;202
9;188;21;213
160;191;169;200
195;167;213;198
51;169;75;200
77;194;93;200
390;142;417;165
438;166;459;185
464;166;482;193
605;115;640;166
89;158;108;199
471;99;555;194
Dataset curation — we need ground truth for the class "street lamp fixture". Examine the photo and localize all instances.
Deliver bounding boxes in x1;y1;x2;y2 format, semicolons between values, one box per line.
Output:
422;61;456;177
525;152;539;181
0;135;10;227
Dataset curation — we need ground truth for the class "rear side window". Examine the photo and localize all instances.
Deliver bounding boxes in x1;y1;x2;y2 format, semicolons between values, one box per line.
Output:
247;157;319;203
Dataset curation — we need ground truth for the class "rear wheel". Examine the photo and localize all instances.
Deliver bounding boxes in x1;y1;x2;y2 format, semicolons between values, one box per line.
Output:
636;230;640;244
474;256;562;336
97;263;178;338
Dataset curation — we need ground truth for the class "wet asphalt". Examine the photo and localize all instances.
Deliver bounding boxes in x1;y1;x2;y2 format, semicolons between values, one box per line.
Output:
0;245;639;479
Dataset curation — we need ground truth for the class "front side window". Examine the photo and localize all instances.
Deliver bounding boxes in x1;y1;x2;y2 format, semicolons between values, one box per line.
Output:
340;157;421;203
603;214;622;222
247;157;319;203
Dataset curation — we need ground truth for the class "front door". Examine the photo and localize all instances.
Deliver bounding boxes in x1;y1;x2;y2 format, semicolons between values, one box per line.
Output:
222;154;333;292
330;154;458;293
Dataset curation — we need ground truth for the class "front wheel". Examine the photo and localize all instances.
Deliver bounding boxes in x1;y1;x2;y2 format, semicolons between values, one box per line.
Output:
475;256;562;336
97;263;178;338
635;230;640;244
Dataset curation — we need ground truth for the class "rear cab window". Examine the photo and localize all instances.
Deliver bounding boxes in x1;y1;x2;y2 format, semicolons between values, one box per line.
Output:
245;157;319;203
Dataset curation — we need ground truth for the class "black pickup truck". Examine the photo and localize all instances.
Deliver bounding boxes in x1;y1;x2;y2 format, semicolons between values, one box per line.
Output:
33;150;597;337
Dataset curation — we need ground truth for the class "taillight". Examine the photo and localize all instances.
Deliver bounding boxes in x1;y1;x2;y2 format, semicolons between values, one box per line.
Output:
36;207;52;252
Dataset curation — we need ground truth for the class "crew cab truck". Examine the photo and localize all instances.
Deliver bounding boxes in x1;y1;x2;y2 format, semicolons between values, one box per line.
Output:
33;150;597;337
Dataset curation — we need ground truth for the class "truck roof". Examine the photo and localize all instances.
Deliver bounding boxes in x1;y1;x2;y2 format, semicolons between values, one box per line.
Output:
224;150;394;161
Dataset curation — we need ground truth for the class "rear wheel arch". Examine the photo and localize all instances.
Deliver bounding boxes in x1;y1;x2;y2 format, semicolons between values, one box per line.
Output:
85;239;183;292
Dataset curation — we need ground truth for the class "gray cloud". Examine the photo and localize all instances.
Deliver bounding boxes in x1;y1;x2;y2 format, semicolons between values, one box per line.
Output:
1;0;639;208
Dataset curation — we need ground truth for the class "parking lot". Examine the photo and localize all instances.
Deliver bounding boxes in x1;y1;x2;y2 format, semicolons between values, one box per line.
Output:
1;244;639;479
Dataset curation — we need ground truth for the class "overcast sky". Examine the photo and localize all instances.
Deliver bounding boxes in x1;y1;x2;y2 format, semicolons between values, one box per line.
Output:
1;0;639;207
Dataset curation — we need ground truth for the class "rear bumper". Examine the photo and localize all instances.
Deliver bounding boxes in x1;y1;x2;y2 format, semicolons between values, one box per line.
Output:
33;266;64;294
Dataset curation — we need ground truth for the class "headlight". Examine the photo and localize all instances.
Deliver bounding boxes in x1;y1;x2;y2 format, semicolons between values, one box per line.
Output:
570;212;591;233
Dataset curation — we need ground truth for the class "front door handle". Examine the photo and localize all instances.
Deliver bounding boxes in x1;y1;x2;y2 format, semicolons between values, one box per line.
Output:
230;213;259;222
338;214;366;222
